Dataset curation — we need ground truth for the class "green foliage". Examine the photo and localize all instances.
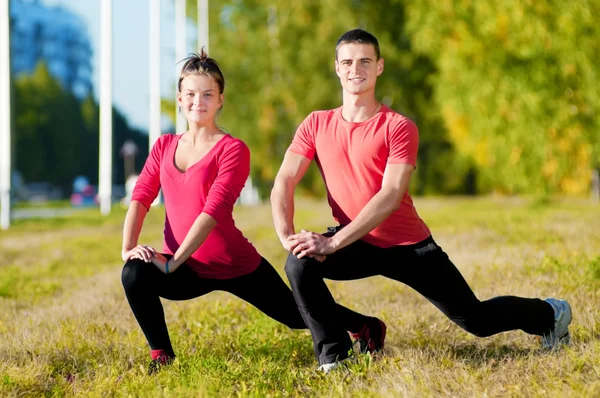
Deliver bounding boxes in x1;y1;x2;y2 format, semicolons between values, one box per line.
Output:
406;0;600;194
14;63;94;191
176;0;600;196
175;0;465;196
13;63;150;193
15;3;597;197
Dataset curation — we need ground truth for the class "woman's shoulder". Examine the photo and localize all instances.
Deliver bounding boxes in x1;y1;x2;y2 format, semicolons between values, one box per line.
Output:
158;133;178;145
221;134;250;153
151;133;178;153
213;134;251;167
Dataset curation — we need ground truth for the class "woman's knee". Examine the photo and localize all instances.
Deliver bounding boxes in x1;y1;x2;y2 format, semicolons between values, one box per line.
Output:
121;259;149;291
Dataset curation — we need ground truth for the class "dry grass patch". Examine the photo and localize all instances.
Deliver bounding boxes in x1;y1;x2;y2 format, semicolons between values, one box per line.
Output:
0;197;599;397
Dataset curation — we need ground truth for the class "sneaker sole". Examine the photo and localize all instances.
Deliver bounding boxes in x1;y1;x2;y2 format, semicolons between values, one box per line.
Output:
542;299;572;349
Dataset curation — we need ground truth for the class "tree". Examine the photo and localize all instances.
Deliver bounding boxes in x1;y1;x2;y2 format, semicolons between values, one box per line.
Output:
173;0;598;196
177;0;467;195
406;0;600;194
14;63;91;192
13;63;149;195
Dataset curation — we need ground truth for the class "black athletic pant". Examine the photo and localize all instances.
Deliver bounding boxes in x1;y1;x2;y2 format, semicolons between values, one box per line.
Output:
285;228;555;365
121;256;307;357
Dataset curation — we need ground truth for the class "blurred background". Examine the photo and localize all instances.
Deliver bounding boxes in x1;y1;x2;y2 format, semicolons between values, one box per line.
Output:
1;0;599;220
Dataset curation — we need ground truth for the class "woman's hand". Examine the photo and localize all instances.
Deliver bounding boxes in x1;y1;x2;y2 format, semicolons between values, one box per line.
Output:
122;246;171;274
122;244;157;262
151;252;170;274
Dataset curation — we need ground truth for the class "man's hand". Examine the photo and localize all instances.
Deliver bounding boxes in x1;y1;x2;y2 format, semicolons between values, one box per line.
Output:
122;244;157;262
288;229;336;260
279;232;327;262
279;235;296;252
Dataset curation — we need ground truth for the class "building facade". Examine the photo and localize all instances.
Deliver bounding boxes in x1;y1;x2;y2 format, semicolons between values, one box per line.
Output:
10;0;93;98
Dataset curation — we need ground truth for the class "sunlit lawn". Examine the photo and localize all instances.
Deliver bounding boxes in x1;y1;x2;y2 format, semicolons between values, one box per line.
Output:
1;196;599;397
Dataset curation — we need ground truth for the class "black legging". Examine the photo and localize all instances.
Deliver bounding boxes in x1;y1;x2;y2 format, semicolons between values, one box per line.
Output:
121;256;307;357
285;228;555;365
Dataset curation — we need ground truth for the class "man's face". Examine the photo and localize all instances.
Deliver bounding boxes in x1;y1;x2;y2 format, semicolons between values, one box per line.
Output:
335;43;384;96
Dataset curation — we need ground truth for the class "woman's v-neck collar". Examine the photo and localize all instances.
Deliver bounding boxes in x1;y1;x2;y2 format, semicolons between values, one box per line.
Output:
165;133;231;183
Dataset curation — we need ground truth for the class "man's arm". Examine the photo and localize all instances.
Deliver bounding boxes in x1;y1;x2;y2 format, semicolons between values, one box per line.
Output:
270;151;312;251
290;163;414;258
329;163;414;249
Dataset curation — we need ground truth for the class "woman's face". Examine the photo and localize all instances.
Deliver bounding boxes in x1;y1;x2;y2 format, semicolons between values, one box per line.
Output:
177;73;223;124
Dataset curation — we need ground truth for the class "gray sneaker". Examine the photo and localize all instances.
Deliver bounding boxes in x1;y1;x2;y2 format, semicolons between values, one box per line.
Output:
317;357;351;374
541;298;572;349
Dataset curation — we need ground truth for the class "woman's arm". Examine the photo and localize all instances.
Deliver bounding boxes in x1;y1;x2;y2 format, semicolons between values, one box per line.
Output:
122;136;166;262
165;213;217;271
122;200;157;262
160;140;249;272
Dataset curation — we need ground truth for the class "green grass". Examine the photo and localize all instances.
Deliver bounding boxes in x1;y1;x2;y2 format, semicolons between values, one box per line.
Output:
1;196;599;397
13;200;72;209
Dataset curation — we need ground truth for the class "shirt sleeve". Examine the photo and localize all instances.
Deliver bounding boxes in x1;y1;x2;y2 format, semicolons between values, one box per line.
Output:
387;118;419;167
202;140;250;224
287;113;316;160
131;135;167;209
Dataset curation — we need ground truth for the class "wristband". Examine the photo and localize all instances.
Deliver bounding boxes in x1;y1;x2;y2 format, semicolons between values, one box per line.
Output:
165;260;170;274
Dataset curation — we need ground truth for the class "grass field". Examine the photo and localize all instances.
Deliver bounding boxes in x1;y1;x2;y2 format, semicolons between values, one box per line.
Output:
1;197;599;397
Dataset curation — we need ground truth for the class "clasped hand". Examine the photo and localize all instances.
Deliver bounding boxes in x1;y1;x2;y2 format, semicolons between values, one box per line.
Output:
286;229;336;262
122;245;169;273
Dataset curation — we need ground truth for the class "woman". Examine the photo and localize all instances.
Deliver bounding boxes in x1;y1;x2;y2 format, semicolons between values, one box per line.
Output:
121;50;305;374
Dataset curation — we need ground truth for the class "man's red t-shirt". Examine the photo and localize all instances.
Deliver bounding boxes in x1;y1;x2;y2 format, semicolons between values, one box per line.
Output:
288;105;431;247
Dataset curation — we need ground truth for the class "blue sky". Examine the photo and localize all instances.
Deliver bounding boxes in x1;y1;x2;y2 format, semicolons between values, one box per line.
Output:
43;0;198;131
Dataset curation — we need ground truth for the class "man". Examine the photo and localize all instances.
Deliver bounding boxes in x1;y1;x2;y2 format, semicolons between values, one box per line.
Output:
270;29;572;373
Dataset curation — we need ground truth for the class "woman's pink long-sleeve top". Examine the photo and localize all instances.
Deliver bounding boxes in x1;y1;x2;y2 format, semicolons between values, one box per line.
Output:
131;133;261;279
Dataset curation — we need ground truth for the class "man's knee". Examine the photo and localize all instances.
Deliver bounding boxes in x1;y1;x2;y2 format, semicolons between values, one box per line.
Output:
453;307;495;338
461;320;494;338
285;314;308;330
284;252;314;281
121;259;148;292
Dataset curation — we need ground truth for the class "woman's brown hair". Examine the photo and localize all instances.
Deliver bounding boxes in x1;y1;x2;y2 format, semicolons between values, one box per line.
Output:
177;47;225;94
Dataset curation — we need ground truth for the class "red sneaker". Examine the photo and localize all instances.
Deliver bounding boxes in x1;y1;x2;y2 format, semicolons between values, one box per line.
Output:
349;317;387;353
148;350;175;375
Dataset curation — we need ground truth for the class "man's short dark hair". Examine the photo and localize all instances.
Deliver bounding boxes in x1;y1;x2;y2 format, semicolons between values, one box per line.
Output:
335;29;381;60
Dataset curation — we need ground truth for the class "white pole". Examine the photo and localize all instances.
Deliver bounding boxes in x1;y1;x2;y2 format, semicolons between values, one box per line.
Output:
99;0;113;215
175;0;187;135
197;0;208;53
149;0;161;146
149;0;162;206
0;0;12;229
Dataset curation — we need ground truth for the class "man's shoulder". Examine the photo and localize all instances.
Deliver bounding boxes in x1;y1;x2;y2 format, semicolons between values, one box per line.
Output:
306;107;340;122
381;106;417;129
